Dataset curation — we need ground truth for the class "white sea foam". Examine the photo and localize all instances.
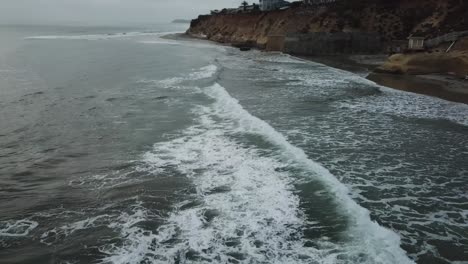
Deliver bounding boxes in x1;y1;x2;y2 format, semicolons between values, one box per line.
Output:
140;39;221;49
254;53;308;64
98;59;415;262
40;214;111;245
187;64;218;80
337;81;468;126
254;54;468;126
139;40;181;45
103;117;336;263
281;55;468;126
99;204;164;264
69;170;137;190
98;66;332;262
100;79;414;263
0;219;38;237
203;83;415;264
138;64;218;89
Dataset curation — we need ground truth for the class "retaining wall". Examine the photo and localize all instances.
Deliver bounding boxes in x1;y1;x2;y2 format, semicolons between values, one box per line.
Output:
283;32;382;55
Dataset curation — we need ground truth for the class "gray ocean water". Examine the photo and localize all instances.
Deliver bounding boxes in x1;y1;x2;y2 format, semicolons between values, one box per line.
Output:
0;24;467;264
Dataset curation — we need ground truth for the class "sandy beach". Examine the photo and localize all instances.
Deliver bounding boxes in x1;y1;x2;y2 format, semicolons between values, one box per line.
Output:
306;53;468;104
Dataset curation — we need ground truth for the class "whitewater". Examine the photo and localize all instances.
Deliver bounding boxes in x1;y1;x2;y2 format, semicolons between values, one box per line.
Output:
91;63;413;263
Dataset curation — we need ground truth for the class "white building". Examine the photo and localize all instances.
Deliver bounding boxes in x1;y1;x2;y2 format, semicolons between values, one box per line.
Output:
259;0;285;11
408;34;426;50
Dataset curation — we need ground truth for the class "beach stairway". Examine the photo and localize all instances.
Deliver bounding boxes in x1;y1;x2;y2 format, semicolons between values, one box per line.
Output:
446;40;457;53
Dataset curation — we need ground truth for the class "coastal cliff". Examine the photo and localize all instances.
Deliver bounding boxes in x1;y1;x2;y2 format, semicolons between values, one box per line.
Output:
188;0;468;93
188;0;468;50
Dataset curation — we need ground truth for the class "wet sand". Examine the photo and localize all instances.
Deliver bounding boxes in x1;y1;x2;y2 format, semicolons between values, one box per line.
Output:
301;54;468;104
368;73;468;104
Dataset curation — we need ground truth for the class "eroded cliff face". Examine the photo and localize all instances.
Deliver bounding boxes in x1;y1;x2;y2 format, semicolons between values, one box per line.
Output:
187;0;468;48
188;10;293;47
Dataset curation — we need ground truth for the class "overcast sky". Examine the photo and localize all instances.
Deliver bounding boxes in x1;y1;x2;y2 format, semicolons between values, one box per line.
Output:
0;0;242;26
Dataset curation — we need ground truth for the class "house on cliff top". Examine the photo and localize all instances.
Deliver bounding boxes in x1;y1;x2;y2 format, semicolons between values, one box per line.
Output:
408;34;426;51
239;2;260;13
259;0;289;11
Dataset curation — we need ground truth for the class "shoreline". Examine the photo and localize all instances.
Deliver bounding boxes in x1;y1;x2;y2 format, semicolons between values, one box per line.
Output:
300;54;468;104
166;33;468;104
367;73;468;104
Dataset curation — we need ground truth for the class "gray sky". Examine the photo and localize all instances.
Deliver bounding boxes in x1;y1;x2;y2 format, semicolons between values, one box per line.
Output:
0;0;242;26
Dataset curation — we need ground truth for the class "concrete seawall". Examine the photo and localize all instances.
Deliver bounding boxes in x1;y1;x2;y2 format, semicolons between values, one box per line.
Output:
265;32;382;55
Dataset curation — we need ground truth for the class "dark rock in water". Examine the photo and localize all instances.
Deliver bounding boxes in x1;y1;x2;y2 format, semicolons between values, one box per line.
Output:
232;41;256;48
274;167;288;172
233;41;255;51
23;91;44;97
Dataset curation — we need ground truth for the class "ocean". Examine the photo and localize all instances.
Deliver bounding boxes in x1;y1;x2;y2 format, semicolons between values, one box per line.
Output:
0;24;467;264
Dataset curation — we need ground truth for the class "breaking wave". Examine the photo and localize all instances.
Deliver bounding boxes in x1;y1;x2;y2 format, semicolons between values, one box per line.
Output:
203;83;414;264
137;64;218;89
100;63;413;263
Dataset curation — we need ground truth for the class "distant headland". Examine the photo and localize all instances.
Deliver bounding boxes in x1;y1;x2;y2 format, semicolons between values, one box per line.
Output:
172;19;191;24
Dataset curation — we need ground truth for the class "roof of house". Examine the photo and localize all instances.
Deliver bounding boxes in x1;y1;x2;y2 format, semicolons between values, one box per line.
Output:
408;33;426;39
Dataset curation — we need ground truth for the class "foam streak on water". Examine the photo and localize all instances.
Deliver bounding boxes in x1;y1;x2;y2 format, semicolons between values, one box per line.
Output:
0;219;38;237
